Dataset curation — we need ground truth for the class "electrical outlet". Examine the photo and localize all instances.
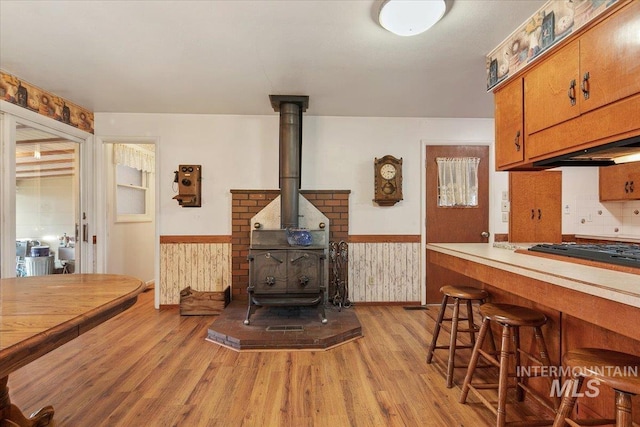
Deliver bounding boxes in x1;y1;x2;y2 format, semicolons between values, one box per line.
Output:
502;212;509;222
501;201;510;212
564;204;570;215
368;276;374;286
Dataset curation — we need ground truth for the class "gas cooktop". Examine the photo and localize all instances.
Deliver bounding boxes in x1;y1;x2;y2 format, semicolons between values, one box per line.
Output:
528;243;640;268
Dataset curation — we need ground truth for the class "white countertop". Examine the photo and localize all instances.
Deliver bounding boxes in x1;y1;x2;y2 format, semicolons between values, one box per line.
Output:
426;243;640;309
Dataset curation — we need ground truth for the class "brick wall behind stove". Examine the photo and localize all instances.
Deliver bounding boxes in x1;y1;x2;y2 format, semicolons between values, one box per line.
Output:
230;189;350;298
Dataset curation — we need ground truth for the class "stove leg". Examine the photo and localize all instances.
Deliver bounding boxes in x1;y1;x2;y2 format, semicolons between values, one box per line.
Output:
244;293;255;325
319;304;328;324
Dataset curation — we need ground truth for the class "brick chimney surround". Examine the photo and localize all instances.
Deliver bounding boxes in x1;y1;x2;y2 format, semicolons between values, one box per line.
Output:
231;189;350;299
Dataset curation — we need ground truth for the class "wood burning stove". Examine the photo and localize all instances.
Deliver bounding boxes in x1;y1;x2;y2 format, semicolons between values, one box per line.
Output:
245;230;327;324
243;95;330;325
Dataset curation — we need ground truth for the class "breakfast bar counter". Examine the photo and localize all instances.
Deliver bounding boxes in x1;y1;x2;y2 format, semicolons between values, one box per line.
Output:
426;243;640;341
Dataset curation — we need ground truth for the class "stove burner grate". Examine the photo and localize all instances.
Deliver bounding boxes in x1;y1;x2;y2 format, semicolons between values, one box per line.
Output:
528;243;640;268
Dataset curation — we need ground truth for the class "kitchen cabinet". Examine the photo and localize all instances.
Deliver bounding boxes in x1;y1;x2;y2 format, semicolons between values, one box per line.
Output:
525;0;640;136
495;78;525;170
599;161;640;201
494;0;640;170
509;171;562;243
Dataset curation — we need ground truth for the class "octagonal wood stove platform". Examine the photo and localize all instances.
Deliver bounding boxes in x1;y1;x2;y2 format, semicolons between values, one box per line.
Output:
206;300;362;351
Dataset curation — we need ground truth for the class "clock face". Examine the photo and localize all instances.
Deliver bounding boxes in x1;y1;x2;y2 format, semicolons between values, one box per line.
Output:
380;163;396;180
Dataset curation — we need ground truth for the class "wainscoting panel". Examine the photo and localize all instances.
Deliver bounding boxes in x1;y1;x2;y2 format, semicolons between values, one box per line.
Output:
348;242;421;303
159;240;231;305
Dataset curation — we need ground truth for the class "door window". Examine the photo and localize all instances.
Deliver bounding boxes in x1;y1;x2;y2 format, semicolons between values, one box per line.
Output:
436;157;480;207
15;126;79;276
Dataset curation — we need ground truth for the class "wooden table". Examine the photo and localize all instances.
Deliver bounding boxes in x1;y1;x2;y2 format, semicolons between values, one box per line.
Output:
0;274;145;426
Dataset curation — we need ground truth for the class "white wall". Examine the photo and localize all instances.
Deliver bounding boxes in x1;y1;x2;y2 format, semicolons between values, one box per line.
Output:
96;112;640;241
96;113;507;237
560;166;640;238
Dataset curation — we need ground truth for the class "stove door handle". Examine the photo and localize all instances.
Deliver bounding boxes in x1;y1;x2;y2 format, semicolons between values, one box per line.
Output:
291;254;310;264
265;253;283;263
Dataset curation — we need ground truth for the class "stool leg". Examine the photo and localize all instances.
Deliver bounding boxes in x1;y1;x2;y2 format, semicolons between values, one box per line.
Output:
533;325;558;409
460;316;490;404
446;298;461;388
512;326;524;402
497;324;511;427
466;299;476;345
552;376;584;427
427;294;448;364
615;391;633;427
485;319;498;356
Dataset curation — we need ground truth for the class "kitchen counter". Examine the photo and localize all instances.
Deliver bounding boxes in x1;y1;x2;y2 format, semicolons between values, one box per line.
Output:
427;243;640;308
427;242;640;421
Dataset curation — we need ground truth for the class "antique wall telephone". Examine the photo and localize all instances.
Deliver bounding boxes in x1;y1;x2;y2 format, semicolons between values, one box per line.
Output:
173;165;202;207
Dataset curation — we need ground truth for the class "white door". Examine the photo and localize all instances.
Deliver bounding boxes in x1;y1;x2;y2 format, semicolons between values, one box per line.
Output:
0;108;93;278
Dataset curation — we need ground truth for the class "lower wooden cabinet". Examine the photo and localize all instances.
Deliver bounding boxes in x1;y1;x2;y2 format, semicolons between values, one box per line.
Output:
599;161;640;201
509;171;562;243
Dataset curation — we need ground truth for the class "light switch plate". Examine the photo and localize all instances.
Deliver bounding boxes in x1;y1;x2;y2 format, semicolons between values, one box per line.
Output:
502;212;509;222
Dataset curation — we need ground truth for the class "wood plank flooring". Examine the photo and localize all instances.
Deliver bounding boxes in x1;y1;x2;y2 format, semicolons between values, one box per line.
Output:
7;290;545;426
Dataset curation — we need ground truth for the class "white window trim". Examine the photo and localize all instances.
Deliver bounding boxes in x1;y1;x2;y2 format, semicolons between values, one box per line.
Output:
115;163;152;223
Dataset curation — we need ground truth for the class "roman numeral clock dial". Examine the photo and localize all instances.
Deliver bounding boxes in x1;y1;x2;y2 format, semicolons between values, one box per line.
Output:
374;155;403;206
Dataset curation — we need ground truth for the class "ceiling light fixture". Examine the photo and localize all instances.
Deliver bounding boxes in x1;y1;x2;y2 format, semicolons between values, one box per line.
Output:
379;0;446;37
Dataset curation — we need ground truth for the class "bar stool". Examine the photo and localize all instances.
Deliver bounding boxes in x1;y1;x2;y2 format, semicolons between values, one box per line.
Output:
426;285;489;388
459;303;558;427
553;348;640;427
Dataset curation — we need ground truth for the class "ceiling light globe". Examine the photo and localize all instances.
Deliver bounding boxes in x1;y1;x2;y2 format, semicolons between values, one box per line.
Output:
379;0;446;37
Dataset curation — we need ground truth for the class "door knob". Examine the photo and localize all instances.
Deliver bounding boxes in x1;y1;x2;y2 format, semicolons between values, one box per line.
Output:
481;231;490;238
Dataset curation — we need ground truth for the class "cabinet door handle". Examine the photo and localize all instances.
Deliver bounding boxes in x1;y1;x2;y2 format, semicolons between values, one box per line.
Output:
514;130;521;151
630;181;635;193
568;79;577;106
531;209;535;220
625;181;630;193
581;72;590;100
538;209;542;220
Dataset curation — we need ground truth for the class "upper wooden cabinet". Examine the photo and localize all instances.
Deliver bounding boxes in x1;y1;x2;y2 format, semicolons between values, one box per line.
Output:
525;0;640;136
524;40;580;136
599;162;640;201
495;78;524;170
495;0;640;170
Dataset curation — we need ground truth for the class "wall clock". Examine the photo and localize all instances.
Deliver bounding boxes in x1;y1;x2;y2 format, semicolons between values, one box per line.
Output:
373;155;403;206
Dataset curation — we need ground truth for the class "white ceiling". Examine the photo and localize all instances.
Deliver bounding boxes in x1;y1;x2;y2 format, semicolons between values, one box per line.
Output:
0;0;545;119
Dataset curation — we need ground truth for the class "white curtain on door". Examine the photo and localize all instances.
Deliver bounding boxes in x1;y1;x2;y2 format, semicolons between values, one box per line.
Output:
436;157;480;207
113;144;155;173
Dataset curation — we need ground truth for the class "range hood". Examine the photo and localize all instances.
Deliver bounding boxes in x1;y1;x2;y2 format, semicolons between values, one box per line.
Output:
533;135;640;167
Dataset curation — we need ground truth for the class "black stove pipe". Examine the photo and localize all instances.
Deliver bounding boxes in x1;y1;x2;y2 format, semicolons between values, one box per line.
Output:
270;95;309;230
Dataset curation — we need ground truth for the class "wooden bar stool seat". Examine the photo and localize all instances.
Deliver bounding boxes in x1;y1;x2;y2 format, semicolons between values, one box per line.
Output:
427;285;489;388
553;348;640;427
460;303;558;427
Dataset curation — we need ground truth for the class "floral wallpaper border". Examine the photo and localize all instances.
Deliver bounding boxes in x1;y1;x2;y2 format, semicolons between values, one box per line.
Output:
0;71;94;134
486;0;618;91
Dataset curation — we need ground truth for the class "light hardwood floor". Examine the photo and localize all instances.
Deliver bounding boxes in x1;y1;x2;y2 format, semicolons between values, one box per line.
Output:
7;290;545;426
